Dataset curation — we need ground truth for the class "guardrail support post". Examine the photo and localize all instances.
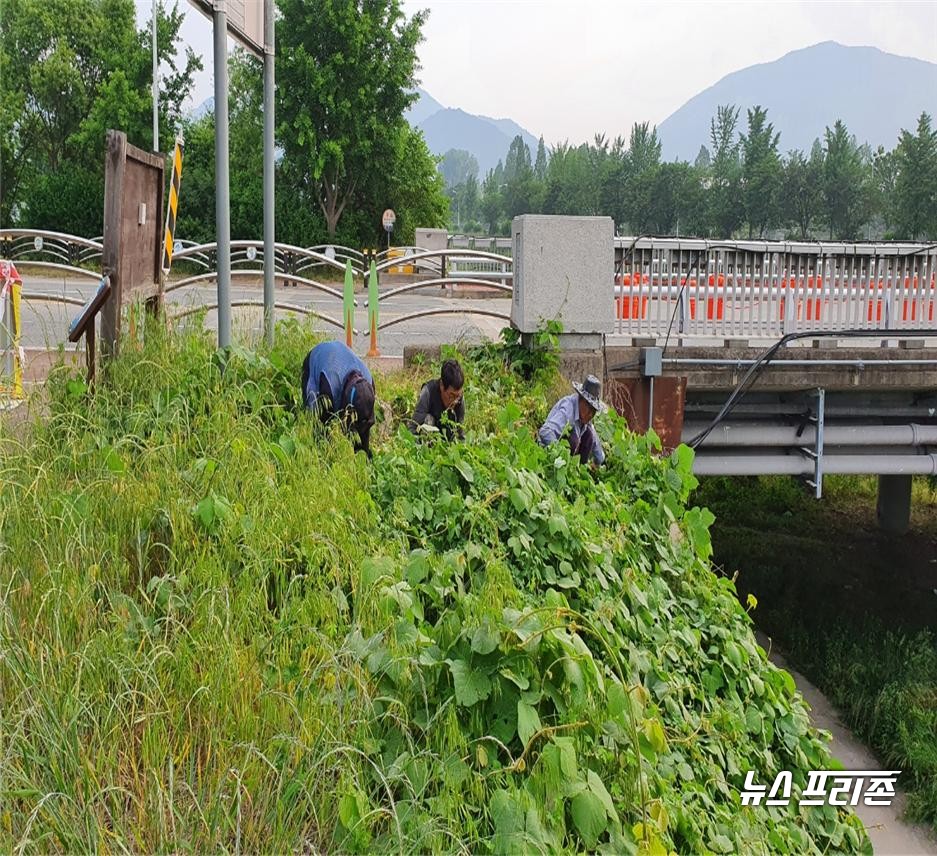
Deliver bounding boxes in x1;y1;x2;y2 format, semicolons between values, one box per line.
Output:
343;259;354;348
367;260;380;357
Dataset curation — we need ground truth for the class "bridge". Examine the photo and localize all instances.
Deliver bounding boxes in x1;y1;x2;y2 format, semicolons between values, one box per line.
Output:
3;225;936;531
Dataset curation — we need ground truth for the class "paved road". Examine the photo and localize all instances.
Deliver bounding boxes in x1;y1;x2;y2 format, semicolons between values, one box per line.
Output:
13;274;511;357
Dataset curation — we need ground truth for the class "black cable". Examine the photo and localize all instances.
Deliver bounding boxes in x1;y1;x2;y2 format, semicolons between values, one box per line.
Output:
661;250;702;358
685;326;937;449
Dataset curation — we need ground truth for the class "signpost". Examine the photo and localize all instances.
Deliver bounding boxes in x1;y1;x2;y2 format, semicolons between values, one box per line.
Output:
382;208;396;250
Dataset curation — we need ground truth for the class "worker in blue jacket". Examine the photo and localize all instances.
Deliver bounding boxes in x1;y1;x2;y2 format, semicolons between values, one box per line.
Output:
301;341;376;457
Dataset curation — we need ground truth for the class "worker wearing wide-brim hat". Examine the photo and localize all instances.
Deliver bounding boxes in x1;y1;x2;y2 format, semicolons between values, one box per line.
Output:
537;374;608;466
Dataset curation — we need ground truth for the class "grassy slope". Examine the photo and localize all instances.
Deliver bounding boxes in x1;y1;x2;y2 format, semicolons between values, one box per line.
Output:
697;474;937;832
0;320;868;853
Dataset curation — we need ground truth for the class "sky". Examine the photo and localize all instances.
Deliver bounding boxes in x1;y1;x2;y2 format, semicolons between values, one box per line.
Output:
141;0;937;146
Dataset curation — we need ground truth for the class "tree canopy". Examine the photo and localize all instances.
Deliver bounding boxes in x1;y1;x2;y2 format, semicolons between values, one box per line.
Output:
0;0;200;230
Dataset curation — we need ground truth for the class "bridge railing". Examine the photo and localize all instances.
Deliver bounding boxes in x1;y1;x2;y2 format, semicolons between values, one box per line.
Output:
614;239;937;338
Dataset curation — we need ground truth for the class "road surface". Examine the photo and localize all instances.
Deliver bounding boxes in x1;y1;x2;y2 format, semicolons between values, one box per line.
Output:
14;274;511;357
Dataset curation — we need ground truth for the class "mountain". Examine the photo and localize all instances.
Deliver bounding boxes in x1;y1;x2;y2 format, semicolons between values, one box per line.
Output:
407;89;540;176
657;42;937;162
478;117;539;158
404;87;445;127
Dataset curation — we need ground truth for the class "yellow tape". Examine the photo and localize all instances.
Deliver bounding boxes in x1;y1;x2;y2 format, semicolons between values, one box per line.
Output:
12;281;22;397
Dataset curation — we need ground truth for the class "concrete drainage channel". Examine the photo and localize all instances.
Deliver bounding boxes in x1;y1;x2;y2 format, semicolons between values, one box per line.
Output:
760;635;937;855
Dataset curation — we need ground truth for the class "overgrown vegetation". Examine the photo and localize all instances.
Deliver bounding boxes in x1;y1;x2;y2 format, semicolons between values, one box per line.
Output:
0;321;868;852
698;475;937;834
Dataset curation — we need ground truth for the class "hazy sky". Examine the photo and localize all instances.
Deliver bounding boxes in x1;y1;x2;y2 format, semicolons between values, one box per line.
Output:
146;0;937;145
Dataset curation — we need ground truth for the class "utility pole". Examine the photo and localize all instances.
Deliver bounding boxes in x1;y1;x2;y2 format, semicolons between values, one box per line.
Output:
213;1;232;348
263;0;275;345
152;0;159;151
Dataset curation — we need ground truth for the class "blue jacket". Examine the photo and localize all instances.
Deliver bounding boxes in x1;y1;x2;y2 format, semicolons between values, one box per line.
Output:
302;341;373;413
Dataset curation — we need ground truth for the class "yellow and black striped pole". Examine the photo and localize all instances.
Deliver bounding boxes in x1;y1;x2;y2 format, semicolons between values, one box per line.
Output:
162;136;184;274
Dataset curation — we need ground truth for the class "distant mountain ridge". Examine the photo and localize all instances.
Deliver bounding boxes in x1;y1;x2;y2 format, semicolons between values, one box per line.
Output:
406;90;540;176
657;42;937;161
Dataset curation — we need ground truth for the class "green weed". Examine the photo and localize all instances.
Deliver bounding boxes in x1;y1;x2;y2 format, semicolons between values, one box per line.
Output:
0;321;868;853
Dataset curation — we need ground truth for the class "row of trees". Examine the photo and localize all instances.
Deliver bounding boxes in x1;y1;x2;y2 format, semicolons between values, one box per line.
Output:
0;0;449;246
3;1;935;246
442;108;937;241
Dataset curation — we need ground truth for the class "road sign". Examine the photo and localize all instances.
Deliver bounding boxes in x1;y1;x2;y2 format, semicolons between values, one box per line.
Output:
382;209;396;232
188;0;264;57
161;136;184;274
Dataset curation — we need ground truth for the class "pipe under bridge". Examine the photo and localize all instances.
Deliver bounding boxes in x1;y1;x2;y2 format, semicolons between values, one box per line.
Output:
604;335;937;535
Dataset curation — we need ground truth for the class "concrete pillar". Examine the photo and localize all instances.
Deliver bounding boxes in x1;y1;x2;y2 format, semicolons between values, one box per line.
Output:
511;215;614;349
876;474;912;535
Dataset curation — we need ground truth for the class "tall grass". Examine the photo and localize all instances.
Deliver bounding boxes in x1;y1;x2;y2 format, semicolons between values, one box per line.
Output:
0;321;868;853
698;474;937;833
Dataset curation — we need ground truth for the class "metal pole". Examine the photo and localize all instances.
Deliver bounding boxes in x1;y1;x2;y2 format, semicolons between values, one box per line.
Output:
262;0;275;346
152;0;159;151
213;2;232;348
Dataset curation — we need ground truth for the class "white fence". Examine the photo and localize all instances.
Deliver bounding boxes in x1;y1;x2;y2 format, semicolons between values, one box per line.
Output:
614;238;937;338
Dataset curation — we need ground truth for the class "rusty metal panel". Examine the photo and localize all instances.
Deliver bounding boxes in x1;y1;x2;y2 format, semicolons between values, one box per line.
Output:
607;376;687;452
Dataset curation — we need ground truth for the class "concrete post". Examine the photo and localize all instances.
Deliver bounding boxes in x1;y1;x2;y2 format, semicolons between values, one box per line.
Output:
876;474;912;535
511;214;613;347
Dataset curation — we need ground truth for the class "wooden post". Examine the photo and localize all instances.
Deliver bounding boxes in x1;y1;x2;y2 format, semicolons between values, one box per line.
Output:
86;324;96;386
101;131;127;358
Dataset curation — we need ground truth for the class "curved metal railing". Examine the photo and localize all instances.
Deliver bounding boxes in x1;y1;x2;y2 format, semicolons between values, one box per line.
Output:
0;229;103;268
170;299;350;332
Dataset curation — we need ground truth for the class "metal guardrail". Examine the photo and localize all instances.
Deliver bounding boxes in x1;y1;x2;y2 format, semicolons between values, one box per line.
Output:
0;229;103;268
614;239;937;338
10;230;935;350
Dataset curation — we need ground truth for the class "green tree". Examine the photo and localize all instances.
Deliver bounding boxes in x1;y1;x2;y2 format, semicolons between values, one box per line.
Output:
174;51;266;244
0;0;200;230
542;143;593;216
598;135;628;229
378;125;449;244
480;168;503;235
708;105;742;238
893;112;937;239
871;144;898;236
451;173;479;228
740;105;782;238
694;145;711;171
622;122;661;233
781;148;823;240
534;136;548;180
503;134;531;183
647;161;698;235
438;149;478;191
822;120;870;239
276;0;425;239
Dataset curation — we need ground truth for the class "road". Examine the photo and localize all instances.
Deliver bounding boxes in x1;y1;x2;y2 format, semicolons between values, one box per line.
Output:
14;274;512;357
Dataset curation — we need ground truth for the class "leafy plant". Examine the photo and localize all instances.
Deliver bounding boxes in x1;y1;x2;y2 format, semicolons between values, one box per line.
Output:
0;321;868;853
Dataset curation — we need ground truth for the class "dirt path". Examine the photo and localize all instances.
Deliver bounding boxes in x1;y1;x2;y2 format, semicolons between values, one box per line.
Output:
763;637;936;855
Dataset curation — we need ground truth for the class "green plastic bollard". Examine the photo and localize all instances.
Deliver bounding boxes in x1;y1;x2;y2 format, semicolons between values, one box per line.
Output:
343;260;354;348
367;260;380;356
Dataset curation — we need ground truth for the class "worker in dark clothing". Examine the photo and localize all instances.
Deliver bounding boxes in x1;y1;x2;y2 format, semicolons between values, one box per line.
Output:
407;358;465;440
301;341;376;457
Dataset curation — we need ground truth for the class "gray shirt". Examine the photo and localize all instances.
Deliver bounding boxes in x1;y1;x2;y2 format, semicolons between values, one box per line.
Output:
537;393;605;465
